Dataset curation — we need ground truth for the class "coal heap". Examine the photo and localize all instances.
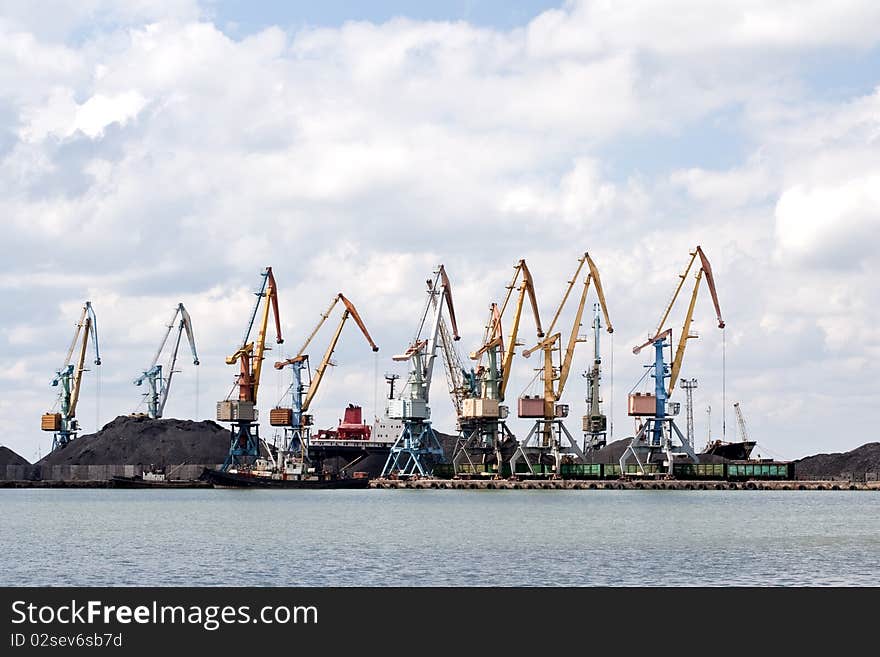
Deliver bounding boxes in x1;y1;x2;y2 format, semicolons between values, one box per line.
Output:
37;415;232;467
581;437;729;465
0;446;30;466
795;443;880;479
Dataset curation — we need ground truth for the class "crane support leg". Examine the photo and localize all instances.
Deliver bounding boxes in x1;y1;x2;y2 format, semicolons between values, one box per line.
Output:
222;421;261;470
381;421;444;478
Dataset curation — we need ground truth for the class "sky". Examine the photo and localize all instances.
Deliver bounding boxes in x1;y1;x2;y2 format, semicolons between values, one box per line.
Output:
1;0;878;463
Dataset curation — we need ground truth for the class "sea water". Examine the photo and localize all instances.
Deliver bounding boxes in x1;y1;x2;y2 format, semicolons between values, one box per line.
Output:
2;489;878;586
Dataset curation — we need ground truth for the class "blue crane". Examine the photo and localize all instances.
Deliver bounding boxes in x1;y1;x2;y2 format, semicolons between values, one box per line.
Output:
133;303;199;419
42;302;101;450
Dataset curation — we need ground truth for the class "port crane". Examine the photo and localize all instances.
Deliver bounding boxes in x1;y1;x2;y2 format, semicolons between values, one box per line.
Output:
582;303;608;452
452;259;544;476
620;245;724;475
218;267;283;471
381;265;460;477
511;253;613;476
133;303;199;419
734;402;750;444
272;293;378;477
41;302;101;450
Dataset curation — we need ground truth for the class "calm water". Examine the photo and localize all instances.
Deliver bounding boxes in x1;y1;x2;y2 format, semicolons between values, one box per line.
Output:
2;489;879;586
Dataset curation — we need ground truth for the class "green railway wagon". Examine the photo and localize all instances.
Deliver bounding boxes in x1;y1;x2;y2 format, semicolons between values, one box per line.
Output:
560;463;602;479
432;463;455;479
603;464;621;477
726;462;794;481
624;464;662;475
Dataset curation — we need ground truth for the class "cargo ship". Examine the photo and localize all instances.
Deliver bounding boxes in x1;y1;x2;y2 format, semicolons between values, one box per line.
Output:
701;439;757;461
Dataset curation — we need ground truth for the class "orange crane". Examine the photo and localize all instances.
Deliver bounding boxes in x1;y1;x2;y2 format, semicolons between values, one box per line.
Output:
218;267;283;470
620;245;725;475
271;293;378;477
511;253;613;476
452;259;544;476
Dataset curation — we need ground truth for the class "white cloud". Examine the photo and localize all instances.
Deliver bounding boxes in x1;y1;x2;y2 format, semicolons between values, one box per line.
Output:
20;88;147;140
775;173;880;265
1;1;879;462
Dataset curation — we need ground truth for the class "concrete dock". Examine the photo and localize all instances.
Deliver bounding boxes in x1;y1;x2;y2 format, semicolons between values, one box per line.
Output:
370;478;880;491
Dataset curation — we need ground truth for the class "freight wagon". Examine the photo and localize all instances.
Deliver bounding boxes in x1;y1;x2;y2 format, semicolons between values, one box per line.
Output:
432;461;795;481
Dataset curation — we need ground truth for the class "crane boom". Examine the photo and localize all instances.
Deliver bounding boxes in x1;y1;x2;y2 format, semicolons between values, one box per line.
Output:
68;316;91;420
275;293;378;414
497;260;543;400
226;267;283;405
301;296;379;412
632;246;724;395
65;301;101;420
416;265;459;401
134;303;199;418
734;402;751;443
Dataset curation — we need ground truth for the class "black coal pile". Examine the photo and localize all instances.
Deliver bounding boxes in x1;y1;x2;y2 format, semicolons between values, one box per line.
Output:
582;437;729;465
0;446;30;466
795;443;880;479
37;415;231;466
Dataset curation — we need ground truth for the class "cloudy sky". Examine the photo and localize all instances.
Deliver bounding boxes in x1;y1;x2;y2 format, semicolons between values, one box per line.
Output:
2;0;878;463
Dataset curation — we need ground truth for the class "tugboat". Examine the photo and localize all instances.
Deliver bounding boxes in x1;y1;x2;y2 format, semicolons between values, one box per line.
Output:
111;463;199;488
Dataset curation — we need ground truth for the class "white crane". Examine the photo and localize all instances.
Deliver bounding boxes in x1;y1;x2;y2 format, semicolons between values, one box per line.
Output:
381;265;460;477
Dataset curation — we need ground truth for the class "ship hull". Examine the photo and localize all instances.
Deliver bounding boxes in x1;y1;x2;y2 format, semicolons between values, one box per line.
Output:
110;476;202;489
701;440;757;461
199;468;370;489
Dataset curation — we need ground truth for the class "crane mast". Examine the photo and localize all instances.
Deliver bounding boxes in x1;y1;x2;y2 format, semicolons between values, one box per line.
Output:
734;402;750;443
382;265;459;477
218;267;283;471
621;246;724;475
512;253;612;477
452;259;544;477
41;302;101;450
583;304;607;451
272;293;378;477
133;303;199;419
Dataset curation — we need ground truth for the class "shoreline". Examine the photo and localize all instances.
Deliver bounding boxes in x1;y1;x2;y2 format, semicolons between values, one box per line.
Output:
1;478;878;491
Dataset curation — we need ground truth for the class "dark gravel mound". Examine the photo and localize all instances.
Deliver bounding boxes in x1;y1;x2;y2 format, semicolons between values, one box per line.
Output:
582;437;728;465
795;443;880;478
0;446;30;466
37;415;231;466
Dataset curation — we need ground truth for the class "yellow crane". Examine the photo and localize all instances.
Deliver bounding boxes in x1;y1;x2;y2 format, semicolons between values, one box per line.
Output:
621;245;725;475
41;302;101;450
453;259;544;476
218;267;283;470
512;252;613;476
632;245;724;395
270;292;379;442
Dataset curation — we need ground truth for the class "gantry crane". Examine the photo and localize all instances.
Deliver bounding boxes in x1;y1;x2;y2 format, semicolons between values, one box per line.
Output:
620;245;724;475
381;265;460;477
133;303;199;419
218;267;283;471
272;293;378;478
452;259;544;476
41;302;101;450
511;253;613;477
